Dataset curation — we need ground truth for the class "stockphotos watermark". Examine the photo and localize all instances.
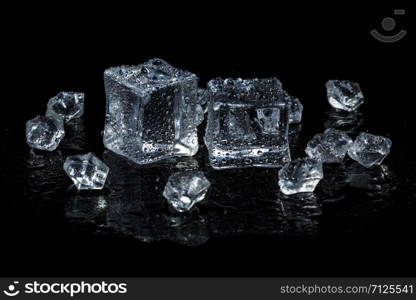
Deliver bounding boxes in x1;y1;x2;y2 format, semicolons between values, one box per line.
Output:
2;280;127;297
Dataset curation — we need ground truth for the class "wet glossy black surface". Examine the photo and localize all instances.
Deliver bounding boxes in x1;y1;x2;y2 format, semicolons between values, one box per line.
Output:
3;3;414;277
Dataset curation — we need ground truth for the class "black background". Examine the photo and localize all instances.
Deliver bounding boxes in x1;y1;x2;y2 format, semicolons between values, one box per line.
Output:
1;2;414;277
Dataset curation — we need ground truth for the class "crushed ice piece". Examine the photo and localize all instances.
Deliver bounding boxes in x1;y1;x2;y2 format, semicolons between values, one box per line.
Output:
46;92;85;123
103;58;200;165
326;80;364;112
163;170;211;212
287;94;303;124
26;115;65;151
347;132;392;168
204;78;290;169
305;128;353;163
63;152;109;190
278;158;323;195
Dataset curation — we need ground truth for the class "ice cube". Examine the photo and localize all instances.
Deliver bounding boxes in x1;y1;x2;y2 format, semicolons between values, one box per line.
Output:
326;80;364;112
163;170;211;212
103;58;201;165
46;91;84;122
26;115;65;151
347;132;392;168
204;78;290;169
63;152;109;190
278;158;323;195
305;128;353;163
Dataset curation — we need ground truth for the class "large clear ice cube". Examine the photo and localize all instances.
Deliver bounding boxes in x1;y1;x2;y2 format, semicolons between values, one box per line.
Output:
103;58;202;164
204;78;290;169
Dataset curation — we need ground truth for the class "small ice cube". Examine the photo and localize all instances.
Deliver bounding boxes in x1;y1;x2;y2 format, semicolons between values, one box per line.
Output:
326;80;364;112
278;158;323;195
163;170;211;212
347;132;392;168
305;128;353;163
26;115;65;151
63;153;109;190
46;91;85;122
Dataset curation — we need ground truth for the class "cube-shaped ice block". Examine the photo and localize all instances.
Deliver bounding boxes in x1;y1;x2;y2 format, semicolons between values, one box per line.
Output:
204;78;291;169
103;58;202;164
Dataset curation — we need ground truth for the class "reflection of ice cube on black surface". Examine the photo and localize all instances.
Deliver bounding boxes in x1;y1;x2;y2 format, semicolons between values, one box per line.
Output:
59;119;93;151
347;163;393;192
324;109;364;134
25;150;68;202
65;192;108;225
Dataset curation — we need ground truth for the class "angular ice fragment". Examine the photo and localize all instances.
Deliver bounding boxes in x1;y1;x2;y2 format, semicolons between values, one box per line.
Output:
326;80;364;112
63;153;109;190
305;128;353;163
46;91;85;122
163;170;211;212
26;115;65;151
204;78;290;169
287;94;303;124
103;58;200;165
278;158;323;195
347;132;392;168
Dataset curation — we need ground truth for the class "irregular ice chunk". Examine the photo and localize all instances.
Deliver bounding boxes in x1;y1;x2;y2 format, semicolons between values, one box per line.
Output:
163;170;211;212
103;58;200;165
305;128;353;163
46;91;85;122
347;132;392;168
278;158;323;195
287;94;303;124
63;153;109;190
26;115;65;151
326;80;364;112
204;78;290;169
